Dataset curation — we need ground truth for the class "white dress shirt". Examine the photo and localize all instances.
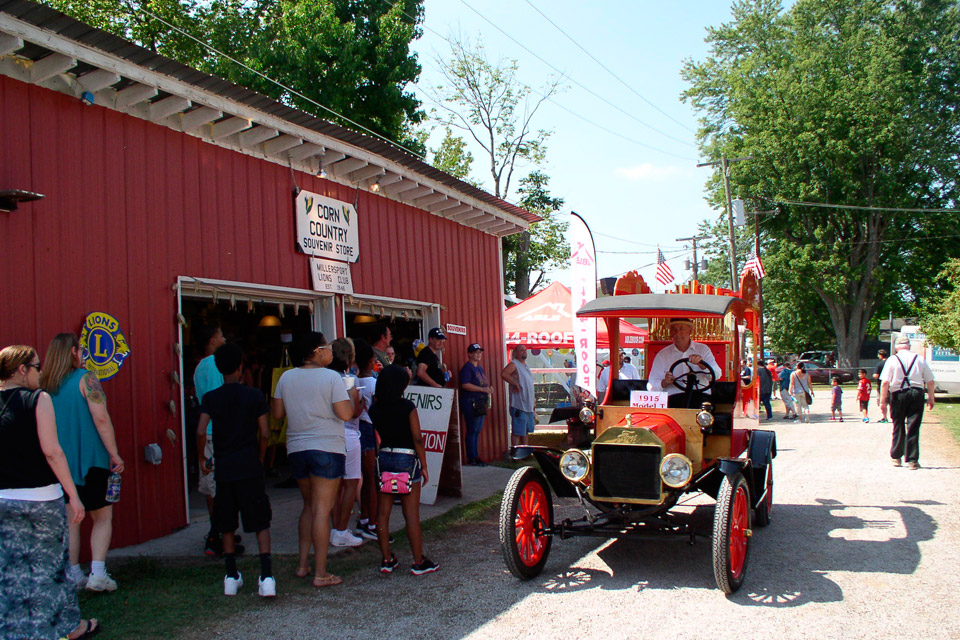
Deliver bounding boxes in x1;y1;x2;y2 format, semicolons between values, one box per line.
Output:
647;342;721;395
620;362;641;380
880;350;934;391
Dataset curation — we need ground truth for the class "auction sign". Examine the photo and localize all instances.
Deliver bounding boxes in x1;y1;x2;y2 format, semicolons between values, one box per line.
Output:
403;387;455;504
295;189;359;263
79;312;130;381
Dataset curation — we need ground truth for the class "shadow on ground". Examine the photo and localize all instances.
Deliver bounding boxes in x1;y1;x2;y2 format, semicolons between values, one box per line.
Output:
518;497;936;608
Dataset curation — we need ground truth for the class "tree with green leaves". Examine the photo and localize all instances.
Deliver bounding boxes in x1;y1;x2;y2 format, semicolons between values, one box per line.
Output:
430;36;563;298
683;0;960;366
920;259;960;352
43;0;426;148
506;171;568;298
430;36;557;200
430;127;474;180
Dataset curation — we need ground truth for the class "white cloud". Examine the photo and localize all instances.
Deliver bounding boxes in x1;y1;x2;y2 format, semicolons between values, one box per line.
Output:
614;163;686;181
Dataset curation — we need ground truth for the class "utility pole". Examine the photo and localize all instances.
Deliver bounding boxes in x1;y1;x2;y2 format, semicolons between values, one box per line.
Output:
676;235;706;280
697;155;752;288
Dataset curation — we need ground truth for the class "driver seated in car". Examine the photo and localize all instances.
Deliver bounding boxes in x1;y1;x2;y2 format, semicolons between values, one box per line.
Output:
647;317;721;408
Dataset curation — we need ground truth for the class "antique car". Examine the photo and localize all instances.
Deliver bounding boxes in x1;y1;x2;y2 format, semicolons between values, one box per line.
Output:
499;271;777;594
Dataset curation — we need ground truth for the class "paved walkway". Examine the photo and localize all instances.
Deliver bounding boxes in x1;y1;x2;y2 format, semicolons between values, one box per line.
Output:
113;464;515;558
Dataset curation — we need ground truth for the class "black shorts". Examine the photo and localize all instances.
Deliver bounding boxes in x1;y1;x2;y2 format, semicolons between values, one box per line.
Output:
212;476;272;534
859;400;869;411
75;467;111;511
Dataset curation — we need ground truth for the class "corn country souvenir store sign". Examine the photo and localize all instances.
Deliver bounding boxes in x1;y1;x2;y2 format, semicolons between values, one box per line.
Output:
296;190;359;263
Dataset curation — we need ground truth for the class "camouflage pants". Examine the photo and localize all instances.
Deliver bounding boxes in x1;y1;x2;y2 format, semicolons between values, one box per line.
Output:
0;496;81;640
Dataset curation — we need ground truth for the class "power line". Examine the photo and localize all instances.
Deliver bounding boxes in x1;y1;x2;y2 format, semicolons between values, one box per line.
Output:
778;199;960;214
418;61;695;160
523;0;695;135
120;0;427;158
454;0;697;150
593;231;683;249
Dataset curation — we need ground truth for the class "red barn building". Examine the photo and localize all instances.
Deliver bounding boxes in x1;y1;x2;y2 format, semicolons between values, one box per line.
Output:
0;2;536;546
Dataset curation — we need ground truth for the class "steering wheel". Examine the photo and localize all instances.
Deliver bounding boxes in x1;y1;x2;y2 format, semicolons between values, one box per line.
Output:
668;357;716;393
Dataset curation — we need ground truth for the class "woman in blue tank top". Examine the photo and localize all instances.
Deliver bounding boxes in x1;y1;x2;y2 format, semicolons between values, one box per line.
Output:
42;333;125;593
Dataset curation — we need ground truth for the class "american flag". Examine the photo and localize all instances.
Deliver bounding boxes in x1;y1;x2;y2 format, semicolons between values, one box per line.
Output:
741;248;766;279
656;248;674;286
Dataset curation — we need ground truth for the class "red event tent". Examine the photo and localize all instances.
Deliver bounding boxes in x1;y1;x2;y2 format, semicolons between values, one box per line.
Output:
505;282;647;349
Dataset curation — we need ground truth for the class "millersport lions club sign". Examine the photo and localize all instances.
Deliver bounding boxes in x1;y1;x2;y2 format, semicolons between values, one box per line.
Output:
79;312;131;381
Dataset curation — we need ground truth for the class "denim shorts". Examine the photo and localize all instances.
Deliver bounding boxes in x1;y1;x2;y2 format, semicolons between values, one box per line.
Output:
376;449;422;489
289;449;345;480
510;408;536;436
358;420;377;452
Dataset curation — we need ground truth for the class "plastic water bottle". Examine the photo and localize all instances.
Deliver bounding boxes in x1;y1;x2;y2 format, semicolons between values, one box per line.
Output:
105;472;122;503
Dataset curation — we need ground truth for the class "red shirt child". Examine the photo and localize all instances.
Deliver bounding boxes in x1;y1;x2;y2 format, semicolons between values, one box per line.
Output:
857;370;872;422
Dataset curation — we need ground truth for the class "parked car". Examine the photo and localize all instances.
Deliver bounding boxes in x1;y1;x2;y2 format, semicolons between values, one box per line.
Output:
799;350;833;365
797;360;855;384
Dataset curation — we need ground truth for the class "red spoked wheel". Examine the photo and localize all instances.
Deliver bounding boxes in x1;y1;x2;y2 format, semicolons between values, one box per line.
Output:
500;466;554;580
712;472;751;594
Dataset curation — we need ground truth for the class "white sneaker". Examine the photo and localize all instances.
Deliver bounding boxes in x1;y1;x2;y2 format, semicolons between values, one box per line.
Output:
224;572;243;596
258;576;276;597
85;573;118;592
330;529;363;547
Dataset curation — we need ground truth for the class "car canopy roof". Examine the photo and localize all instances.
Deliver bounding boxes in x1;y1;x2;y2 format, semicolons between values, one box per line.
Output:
576;293;747;319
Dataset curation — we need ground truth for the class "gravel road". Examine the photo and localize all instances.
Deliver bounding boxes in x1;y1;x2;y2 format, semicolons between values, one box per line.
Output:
187;397;960;640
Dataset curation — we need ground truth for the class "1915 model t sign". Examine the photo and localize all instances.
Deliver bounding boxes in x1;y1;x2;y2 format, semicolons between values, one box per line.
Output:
499;271;776;594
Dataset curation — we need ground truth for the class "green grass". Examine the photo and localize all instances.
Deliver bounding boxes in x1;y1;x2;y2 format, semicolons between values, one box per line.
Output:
930;395;960;446
77;495;503;639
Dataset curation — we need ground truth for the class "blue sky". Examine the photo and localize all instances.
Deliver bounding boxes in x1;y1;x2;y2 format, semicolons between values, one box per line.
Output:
411;0;738;289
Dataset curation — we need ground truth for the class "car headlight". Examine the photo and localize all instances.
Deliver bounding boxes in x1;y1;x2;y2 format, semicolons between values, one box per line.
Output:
659;453;693;488
579;407;595;424
560;449;590;483
696;410;715;427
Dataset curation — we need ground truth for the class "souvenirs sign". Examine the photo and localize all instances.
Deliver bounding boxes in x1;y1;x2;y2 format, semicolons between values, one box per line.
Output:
403;387;455;504
79;312;130;381
310;257;354;294
295;189;359;263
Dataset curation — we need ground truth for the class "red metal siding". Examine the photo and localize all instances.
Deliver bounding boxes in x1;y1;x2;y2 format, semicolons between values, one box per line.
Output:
0;74;509;545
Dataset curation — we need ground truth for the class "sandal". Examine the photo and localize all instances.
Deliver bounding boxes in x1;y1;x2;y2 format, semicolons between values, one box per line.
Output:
69;619;101;640
312;574;342;588
295;566;311;578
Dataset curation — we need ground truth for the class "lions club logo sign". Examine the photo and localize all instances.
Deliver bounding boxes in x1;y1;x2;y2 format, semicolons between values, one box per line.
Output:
79;312;130;381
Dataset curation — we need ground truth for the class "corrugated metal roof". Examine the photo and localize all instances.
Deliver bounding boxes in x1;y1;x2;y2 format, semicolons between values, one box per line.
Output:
0;0;538;224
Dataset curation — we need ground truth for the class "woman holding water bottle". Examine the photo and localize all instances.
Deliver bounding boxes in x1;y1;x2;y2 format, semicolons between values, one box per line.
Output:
42;333;125;593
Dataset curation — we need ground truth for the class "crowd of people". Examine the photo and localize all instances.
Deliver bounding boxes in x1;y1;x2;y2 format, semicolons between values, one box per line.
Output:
201;327;444;596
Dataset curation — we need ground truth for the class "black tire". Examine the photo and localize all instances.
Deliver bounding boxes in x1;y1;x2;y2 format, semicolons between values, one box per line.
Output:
712;472;751;594
753;461;773;528
500;466;553;580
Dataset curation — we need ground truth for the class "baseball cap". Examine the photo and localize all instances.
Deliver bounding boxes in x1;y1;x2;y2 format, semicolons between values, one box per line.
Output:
602;359;611;366
467;343;483;353
428;327;447;340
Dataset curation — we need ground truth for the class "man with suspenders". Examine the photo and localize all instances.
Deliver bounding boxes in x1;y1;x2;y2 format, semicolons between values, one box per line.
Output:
879;336;936;469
